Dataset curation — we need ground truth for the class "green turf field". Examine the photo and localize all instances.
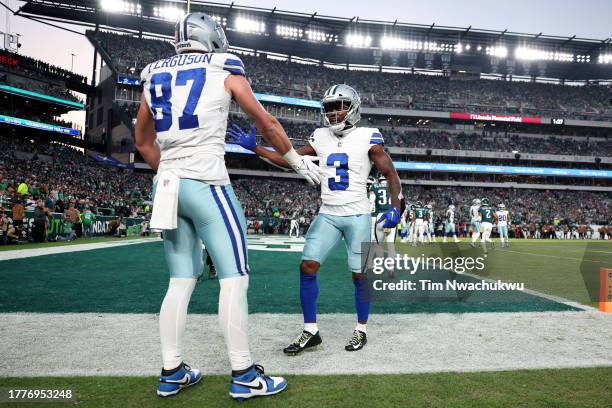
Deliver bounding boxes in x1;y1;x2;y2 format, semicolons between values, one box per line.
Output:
0;239;589;314
0;236;147;252
1;367;612;407
1;237;611;407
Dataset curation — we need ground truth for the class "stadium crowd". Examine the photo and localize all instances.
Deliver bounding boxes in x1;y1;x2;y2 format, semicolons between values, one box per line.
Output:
0;49;86;85
227;114;612;156
1;120;610;243
89;31;612;120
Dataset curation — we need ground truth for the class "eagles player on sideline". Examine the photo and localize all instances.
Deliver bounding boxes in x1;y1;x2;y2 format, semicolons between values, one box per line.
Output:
228;84;402;353
411;201;427;246
469;198;482;248
136;13;323;400
479;198;497;253
371;175;397;244
496;203;510;248
370;174;398;278
443;204;460;243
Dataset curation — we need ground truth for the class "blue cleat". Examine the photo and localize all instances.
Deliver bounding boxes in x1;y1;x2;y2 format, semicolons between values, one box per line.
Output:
229;364;287;401
157;362;202;397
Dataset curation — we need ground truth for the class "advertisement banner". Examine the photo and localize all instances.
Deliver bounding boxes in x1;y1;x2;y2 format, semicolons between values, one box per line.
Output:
450;112;542;124
23;211;144;238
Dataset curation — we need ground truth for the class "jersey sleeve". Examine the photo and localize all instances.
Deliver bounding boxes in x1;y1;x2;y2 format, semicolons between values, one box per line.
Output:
307;131;319;154
140;64;151;87
219;53;246;76
369;128;385;146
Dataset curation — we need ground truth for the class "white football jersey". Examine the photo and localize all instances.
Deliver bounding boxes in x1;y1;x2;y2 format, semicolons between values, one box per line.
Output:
496;210;509;226
141;52;245;184
446;208;455;223
470;205;481;222
308;126;384;216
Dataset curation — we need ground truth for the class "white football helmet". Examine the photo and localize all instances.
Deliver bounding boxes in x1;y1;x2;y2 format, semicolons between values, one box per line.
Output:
498;203;506;209
321;84;361;135
175;13;229;54
448;204;455;210
473;198;481;206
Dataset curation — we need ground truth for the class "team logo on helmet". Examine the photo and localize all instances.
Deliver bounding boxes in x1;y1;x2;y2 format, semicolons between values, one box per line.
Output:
320;84;361;135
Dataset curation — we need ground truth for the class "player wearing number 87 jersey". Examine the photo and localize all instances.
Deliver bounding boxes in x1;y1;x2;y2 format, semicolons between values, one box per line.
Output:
136;12;321;401
228;84;402;353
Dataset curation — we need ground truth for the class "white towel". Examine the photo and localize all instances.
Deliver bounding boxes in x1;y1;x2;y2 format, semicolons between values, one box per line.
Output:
150;172;180;231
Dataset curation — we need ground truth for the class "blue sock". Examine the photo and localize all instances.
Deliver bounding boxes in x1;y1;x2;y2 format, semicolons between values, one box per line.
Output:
353;278;371;323
300;272;318;323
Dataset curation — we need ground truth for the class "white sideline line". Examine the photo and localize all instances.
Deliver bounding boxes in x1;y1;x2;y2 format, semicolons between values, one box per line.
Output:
0;238;160;261
1;312;611;377
459;269;597;312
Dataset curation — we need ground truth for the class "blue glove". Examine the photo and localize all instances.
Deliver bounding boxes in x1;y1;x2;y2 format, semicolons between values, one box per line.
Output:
377;206;400;229
227;123;257;152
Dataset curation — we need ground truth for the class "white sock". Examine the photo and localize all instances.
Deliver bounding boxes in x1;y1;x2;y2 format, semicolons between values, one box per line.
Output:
304;323;318;335
159;277;197;370
356;323;367;333
219;275;253;371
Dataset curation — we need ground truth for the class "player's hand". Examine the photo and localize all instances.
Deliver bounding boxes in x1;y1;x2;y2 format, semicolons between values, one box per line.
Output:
377;206;400;229
227;123;257;152
291;155;324;186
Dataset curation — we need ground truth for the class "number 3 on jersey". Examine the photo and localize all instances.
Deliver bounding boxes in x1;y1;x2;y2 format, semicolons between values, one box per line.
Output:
149;68;206;132
327;153;349;191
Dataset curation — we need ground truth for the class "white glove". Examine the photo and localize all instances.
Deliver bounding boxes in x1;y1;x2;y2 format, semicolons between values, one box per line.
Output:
283;149;324;186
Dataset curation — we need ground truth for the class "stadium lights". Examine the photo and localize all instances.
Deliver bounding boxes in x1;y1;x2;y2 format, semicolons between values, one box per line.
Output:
515;47;574;62
380;37;419;51
305;30;338;43
304;30;337;43
599;54;612;64
380;38;457;53
153;6;184;21
576;54;591;63
465;44;471;51
485;46;508;58
455;43;463;53
235;17;266;34
100;0;141;15
276;25;304;39
211;15;227;27
346;34;372;48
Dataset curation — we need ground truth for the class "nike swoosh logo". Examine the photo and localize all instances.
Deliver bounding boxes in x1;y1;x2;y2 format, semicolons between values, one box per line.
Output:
232;379;265;390
163;374;190;385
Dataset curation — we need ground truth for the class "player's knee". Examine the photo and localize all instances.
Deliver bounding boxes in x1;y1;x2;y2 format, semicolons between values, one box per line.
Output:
300;260;320;275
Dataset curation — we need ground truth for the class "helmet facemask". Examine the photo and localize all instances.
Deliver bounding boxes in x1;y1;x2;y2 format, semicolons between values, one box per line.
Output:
321;98;358;135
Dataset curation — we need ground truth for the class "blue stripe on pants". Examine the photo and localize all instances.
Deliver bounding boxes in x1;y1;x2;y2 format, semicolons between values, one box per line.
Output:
220;185;249;274
210;185;244;276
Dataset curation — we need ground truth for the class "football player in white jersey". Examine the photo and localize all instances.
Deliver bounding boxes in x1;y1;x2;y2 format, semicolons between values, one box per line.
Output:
443;204;460;243
289;212;300;238
229;84;402;353
424;204;435;243
136;13;323;401
496;203;510;248
469;198;482;248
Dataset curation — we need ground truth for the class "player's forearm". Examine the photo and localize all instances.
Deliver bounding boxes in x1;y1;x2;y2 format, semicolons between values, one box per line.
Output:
254;145;291;169
136;143;160;172
385;172;402;209
256;114;293;155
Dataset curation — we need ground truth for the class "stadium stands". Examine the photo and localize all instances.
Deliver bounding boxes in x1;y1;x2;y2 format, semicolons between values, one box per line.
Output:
89;30;612;121
0;132;609;245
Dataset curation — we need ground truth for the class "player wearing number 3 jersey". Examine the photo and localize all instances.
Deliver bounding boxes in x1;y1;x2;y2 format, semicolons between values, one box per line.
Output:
228;84;402;354
136;12;323;401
